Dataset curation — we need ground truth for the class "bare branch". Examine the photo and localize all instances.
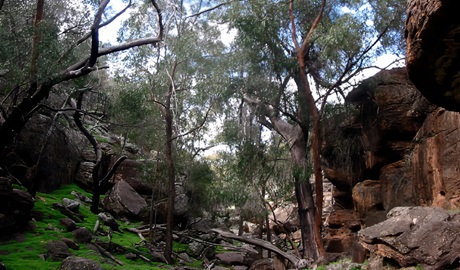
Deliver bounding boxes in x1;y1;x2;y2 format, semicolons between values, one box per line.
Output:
171;106;212;141
186;1;234;18
77;0;132;45
301;0;326;53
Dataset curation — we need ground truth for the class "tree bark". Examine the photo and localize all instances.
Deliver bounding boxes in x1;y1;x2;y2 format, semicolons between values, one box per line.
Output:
289;0;327;259
161;62;178;264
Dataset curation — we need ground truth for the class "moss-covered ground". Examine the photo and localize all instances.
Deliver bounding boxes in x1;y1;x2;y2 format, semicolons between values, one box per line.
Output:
0;184;176;270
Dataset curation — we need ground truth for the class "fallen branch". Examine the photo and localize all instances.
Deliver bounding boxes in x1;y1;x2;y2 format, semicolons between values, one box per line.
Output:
211;228;309;269
93;242;124;266
125;227;146;241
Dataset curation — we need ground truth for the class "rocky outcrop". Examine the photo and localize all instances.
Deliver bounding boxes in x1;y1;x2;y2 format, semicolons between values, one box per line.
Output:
5;113;83;193
406;0;460;111
321;68;434;254
359;207;460;270
322;67;460;261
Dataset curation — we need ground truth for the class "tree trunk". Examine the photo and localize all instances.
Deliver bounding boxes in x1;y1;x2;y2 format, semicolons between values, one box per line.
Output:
290;136;318;260
162;62;177;264
164;106;175;264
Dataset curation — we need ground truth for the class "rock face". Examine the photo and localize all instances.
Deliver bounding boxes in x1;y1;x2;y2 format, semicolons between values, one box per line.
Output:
406;0;460;111
359;207;460;269
5;113;83;193
322;67;460;259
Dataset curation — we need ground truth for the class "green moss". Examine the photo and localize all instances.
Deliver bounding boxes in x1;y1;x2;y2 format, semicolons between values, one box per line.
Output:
0;184;171;270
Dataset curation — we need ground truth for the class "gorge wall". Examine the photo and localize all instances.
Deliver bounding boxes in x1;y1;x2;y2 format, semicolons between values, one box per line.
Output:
322;67;460;255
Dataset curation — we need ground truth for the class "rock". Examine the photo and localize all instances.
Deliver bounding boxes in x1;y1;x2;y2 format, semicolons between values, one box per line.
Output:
352;180;383;215
0;178;34;235
410;108;460;209
215;252;258;267
102;180;147;219
202;246;216;260
60;256;103;270
46;240;72;261
249;258;275;270
321;68;440;257
324;209;360;254
212;266;231;270
5;112;82;193
70;191;92;204
73;228;92;243
59;218;76;232
74;161;94;191
61;237;79;250
97;212;120;232
125;252;137;260
112;159;157;196
187;241;204;257
406;0;460;111
62;198;80;212
358;207;460;269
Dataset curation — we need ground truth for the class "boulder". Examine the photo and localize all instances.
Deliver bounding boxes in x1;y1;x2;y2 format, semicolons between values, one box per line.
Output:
73;227;92;243
406;0;460;111
102;180;147;219
0;178;34;235
60;237;79;250
62;198;80;212
5;113;82;193
46;240;72;261
358;207;460;269
112;159;158;196
59;218;76;232
60;256;103;270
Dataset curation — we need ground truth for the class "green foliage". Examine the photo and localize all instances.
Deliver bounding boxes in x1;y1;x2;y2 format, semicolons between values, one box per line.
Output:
186;160;215;214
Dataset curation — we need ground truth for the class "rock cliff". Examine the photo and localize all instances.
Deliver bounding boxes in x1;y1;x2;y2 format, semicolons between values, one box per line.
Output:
322;67;460;259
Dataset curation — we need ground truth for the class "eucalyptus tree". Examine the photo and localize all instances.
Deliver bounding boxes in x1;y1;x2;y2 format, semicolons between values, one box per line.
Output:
0;0;164;166
219;0;406;262
112;0;230;262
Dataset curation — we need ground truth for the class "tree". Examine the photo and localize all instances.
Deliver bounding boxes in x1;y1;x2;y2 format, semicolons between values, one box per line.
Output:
111;0;230;262
0;0;164;161
221;0;406;262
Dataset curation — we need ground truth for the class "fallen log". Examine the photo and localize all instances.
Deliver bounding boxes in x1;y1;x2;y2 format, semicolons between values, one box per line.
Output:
211;228;309;269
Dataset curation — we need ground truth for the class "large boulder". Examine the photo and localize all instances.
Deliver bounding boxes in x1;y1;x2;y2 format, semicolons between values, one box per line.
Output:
5;113;83;193
0;177;35;235
102;180;148;219
46;240;72;261
406;0;460;111
358;207;460;269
